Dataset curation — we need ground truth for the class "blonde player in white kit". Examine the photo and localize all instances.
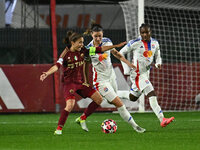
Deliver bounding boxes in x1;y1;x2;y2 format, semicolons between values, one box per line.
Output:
120;23;174;127
76;23;145;133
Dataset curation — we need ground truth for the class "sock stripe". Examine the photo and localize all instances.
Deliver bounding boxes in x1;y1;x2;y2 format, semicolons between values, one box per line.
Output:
128;116;132;122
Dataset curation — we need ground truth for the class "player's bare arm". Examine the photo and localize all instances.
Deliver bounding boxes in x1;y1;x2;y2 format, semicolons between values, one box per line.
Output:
40;65;58;81
101;41;127;52
111;49;136;69
82;61;90;87
40;48;68;82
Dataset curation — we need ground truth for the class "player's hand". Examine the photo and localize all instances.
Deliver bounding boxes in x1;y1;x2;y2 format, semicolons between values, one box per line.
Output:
40;72;48;81
83;82;90;87
130;64;137;70
130;68;137;78
114;42;127;48
155;64;162;69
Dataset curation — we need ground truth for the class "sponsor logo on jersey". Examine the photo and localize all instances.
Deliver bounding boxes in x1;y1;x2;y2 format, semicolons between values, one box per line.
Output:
143;50;152;58
67;60;84;69
104;87;108;92
140;46;144;48
152;44;155;49
69;89;74;94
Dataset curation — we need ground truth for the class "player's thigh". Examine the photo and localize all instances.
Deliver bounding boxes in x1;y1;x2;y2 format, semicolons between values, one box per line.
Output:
63;84;77;99
110;77;118;93
77;85;103;105
129;93;139;101
98;82;118;103
77;84;96;98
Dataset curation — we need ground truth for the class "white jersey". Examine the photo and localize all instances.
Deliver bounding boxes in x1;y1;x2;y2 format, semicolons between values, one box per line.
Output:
87;37;117;102
120;37;162;93
87;37;116;83
120;37;162;76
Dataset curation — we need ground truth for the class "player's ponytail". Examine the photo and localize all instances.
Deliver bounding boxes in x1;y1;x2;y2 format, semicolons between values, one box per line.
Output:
91;22;103;32
83;28;92;36
63;31;73;48
84;21;103;35
63;31;83;48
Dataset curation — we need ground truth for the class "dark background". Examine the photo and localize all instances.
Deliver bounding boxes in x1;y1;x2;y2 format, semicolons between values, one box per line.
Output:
0;0;199;64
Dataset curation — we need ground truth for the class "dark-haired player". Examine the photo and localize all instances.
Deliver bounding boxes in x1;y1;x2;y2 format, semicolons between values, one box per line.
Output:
40;31;126;135
76;23;146;133
120;23;174;127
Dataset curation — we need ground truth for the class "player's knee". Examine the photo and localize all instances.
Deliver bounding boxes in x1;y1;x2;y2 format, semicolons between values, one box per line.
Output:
129;93;138;102
96;97;103;105
65;101;75;112
91;92;102;105
65;106;73;112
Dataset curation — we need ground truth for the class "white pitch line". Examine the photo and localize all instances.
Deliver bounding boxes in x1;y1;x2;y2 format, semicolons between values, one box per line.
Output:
0;119;200;125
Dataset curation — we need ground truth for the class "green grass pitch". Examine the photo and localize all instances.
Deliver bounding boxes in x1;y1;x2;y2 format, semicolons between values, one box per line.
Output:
0;112;200;150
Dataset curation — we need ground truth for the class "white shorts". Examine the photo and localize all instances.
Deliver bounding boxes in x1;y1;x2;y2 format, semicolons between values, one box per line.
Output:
130;73;154;97
96;78;118;103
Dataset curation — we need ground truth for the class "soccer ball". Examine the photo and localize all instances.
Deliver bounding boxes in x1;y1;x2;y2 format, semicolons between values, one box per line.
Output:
101;119;117;134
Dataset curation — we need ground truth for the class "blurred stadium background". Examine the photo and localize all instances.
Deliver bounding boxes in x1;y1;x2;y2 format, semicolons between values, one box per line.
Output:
0;0;200;113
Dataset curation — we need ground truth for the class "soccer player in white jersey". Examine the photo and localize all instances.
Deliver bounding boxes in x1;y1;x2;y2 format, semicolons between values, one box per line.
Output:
75;23;146;133
120;23;174;127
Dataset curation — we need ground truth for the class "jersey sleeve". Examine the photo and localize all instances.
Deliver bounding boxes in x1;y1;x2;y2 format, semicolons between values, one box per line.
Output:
119;40;135;75
55;48;68;68
119;40;135;56
154;41;162;67
103;38;114;50
56;58;64;69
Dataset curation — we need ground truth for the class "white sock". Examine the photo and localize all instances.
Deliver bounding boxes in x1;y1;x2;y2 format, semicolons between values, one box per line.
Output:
149;96;164;122
117;105;138;128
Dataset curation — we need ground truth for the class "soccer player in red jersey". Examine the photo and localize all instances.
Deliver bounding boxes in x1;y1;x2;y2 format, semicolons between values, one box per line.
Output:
40;31;126;135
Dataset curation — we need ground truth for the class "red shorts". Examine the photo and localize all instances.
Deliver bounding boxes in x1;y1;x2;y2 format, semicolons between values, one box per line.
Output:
63;83;96;101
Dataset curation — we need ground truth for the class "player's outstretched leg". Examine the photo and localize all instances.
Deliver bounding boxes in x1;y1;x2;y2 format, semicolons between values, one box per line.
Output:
133;126;146;133
75;101;100;132
54;129;62;135
160;117;175;127
75;116;89;132
117;105;146;133
149;96;175;127
54;109;69;135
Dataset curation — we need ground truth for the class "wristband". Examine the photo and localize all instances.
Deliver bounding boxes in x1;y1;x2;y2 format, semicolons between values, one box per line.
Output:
89;47;96;56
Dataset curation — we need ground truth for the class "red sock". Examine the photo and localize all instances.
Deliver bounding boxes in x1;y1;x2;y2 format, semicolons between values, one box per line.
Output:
80;114;87;120
57;126;62;130
82;101;99;119
57;109;69;130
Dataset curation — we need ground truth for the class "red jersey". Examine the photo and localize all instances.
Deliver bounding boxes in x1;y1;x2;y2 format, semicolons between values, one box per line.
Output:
56;46;101;84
